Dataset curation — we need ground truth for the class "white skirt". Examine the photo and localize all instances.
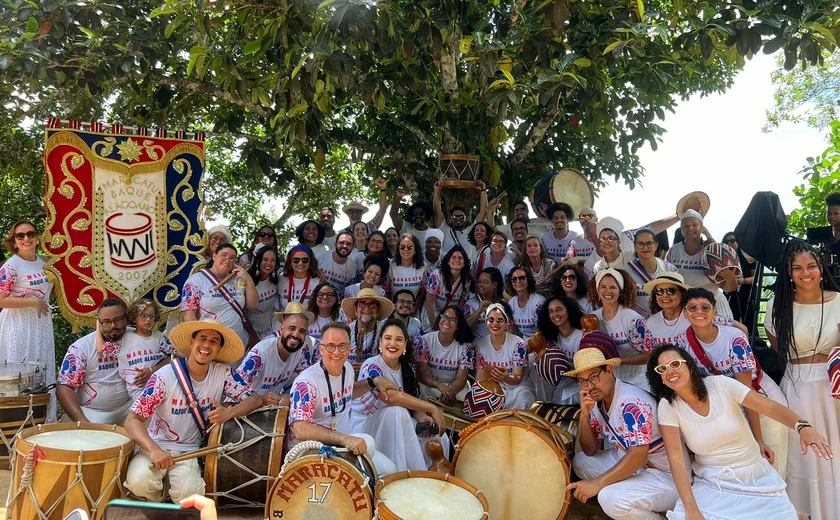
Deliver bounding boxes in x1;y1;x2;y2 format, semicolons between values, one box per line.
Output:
780;363;840;520
0;306;56;421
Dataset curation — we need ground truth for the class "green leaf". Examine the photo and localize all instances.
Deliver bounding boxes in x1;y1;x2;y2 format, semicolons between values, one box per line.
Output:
573;58;592;68
811;23;837;46
291;54;307;79
78;26;95;38
637;0;645;21
287;103;309;118
602;40;623;55
244;39;262;56
26;16;38;33
501;68;514;85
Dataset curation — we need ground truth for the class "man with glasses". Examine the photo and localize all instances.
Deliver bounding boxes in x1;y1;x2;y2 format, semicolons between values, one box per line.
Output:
564;347;682;520
390;290;423;348
492;200;554;238
289;321;398;475
57;298;134;424
505;218;529;261
316;231;357;297
390;189;434;250
341;289;393;371
432;180;489;255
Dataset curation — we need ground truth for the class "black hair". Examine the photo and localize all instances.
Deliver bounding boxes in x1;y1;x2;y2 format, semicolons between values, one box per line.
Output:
511;200;528;212
248;246;280;285
537;295;583;341
825;192;840;207
307;281;340;319
681;286;716;307
440;245;476;295
335;230;354;243
392;289;416;303
322;321;351;341
477;267;505;300
396;233;424;269
505;264;537;295
646;343;709;404
406;201;433;220
365;230;392;259
649;283;688;316
207;243;237;268
510;217;529;230
191;328;226;346
468;222;494;247
486;299;514;324
450;205;467;216
633;228;657;244
437;304;476;344
295;220;325;245
99;298;127;314
550;263;588;300
546;202;573;220
380;319;420;397
362;254;390;283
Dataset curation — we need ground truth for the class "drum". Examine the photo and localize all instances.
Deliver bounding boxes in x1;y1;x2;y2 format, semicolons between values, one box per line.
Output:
452;410;572;520
204;405;288;507
529;401;581;453
701;242;742;283
462;380;505;419
529;169;595;217
438;154;481;188
8;422;133;520
374;470;489;520
266;444;377;520
0;393;49;470
0;362;46;396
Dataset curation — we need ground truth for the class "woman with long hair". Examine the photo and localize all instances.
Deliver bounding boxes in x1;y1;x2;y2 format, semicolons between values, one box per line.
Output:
472;227;514;279
350;220;369;257
344;255;389;299
384;227;400;258
506;265;545;339
534;295;584;404
350;319;448;471
464;267;504;338
521;235;557;292
246;246;281;339
589;268;650;390
647;344;831;520
625;228;678;318
467;221;493;264
277;244;321;309
306;282;340;345
0;219;56;418
550;263;595;314
238;224;276;267
352;230;391;286
424;245;475;330
416;305;475;405
388;234;426;311
765;239;840;518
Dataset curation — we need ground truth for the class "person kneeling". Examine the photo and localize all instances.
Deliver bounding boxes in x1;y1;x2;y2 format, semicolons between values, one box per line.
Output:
351;319;448;471
123;320;262;503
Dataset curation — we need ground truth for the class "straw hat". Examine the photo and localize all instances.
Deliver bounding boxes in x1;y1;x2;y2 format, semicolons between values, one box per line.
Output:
642;272;692;296
676;191;710;219
342;201;369;214
274;301;315;324
563;348;621;378
341;287;394;321
169;320;245;364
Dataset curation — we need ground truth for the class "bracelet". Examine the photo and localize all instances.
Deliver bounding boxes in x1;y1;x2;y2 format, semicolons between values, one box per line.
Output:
795;420;812;433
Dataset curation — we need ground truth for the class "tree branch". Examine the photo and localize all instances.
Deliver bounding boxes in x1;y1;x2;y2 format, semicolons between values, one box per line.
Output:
511;92;561;164
388;115;438;151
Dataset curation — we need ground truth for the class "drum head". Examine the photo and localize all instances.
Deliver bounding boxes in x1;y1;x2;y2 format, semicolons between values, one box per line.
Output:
0;363;42;379
452;411;570;520
550;169;594;217
376;471;489;520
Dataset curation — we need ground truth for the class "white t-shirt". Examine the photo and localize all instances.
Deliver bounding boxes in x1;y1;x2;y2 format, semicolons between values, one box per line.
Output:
647;312;732;350
463;296;489;339
130;362;250;451
181;271;249;344
348;249;366;268
352;354;403;417
389;261;426;298
0;254;52;300
439;222;475;255
509;293;546;339
474;333;529;393
289;361;355;441
344;283;386;300
118;330;174;399
593;251;636;273
542;229;580;265
247;278;280;339
550;329;583;359
593;307;649;357
307;315;334;346
665;243;717;292
625;258;678;318
425;269;472;314
315;251;357;296
764;294;840;357
498;217;552;237
400;221;430;251
416;332;475;384
58;333;130;412
473;247;516;280
403;316;424;349
679;325;756;378
588;378;669;471
277;275;320;309
657;375;757;470
234;333;318;397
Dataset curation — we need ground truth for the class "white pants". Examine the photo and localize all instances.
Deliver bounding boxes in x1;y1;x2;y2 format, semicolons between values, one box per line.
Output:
60;400;132;425
124;449;205;503
350;432;398;477
503;383;536;411
573;449;679;520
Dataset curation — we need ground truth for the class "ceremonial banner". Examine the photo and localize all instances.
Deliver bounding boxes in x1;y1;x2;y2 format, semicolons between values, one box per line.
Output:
43;120;206;328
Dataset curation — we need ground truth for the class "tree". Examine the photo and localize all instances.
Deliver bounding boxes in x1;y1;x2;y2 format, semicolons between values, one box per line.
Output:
787;120;840;237
765;50;840;133
1;0;837;211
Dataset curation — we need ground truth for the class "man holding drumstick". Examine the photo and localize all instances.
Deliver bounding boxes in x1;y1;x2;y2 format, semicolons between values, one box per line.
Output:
123;319;262;503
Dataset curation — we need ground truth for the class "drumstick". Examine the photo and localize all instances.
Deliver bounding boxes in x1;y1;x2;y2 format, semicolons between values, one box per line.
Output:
148;444;224;469
212;270;238;291
537;264;565;287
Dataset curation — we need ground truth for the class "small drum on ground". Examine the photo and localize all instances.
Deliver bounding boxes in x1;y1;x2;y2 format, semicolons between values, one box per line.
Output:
8;422;133;520
529;401;581;454
0;362;46;396
452;409;572;520
266;442;377;520
204;405;288;508
462;380;505;419
375;470;489;520
0;363;49;470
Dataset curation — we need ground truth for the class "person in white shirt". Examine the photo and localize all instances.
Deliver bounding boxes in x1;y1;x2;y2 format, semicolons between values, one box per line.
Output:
351;319;448;471
342;178;389;234
277;245;321;309
234;302;318;407
306;282;340;345
432;181;489;254
424;245;476;331
507;266;545;339
349;221;369;261
466;222;493;265
238;225;279;268
245;245;281;340
592;217;637;273
474;230;516;280
464;267;505;339
550;263;596;314
541;202;579;265
385;227;400;258
565;348;682;520
423;228;444;271
521;235;557;291
315;231;357;297
57;299;133;424
294;219;327;255
351;231;391;287
318;207;337;247
288;321;398;476
625;229;678;318
344;255;388;300
493;200;554;238
390;289;423;348
388;234;426;308
205;224;232;263
119;299;174;401
416;305;475;404
123;320;263;502
342;288;393;369
533;295;584;404
648;344;831;520
389;191;434;250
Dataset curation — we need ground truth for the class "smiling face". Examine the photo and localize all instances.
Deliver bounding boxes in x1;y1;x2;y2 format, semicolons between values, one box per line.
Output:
551;210;569;234
547;299;568;328
513;202;528;220
356;298;380;325
438;307;458;334
363;264;382;285
597;275;620;305
560;268;578;294
657;349;691;393
347;208;364;222
473;224;488;244
12;222;38;253
654;283;683;313
213;245;237;273
280;315;309;353
379;324;407;366
335;233;354;258
394;293;415;317
256;226;276;246
477;271;497;298
385;229;399;248
450;209;468;230
259;250;277;277
510;268;528;294
448;251;465;272
599;229;620;255
319;208;336;229
398;237;415;263
190;329;223;365
512;223;528;243
790;251;822;292
367;233;385;253
319;327;350;375
684;296;717;328
315;286;338;313
290;251;311;276
490;233;506;253
525;237;542;259
302;223;319;244
486;308;509;336
208;232;227;255
425;238;441;260
353;222;368;241
680;217;702;242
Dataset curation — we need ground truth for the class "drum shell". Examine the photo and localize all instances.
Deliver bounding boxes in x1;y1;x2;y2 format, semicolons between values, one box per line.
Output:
0;393;50;469
0;362;46;396
204;405;288;507
462;381;505;419
9;423;133;520
374;470;490;520
529;401;581;454
452;410;572;520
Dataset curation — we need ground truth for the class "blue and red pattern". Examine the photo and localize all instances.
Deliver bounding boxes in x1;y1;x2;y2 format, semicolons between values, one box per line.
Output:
537;349;573;386
289;380;316;423
829;347;840;399
462;382;505;419
130;374;166;420
58;346;86;388
580;331;620;359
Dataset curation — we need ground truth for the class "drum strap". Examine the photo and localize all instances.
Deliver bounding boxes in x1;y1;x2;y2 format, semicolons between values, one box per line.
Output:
443;276;464;309
595;404;655;469
200;268;249;325
685;326;763;392
627;259;654;284
171;357;210;433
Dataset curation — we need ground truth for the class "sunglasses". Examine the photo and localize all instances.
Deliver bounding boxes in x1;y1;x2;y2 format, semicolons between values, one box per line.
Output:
257;232;275;238
561;275;577;282
653;287;678;296
291;257;310;264
399;244;414;251
725;239;737;245
654;359;688;374
451;215;467;220
14;231;38;240
511;276;527;283
579;214;595;220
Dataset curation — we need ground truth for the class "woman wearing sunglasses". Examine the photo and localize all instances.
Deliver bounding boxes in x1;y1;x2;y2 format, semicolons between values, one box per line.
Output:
0;220;56;418
238;225;277;268
277;244;321;309
306;282;340;345
647;343;830;520
388;234;426;311
626;229;678;318
550;263;595;314
506;266;545;340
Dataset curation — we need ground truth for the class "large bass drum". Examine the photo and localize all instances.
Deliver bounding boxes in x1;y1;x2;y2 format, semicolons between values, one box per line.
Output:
204;405;288;507
529;168;595;217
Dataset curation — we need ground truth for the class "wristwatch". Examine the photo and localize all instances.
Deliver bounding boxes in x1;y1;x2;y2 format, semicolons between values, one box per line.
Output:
795;420;812;433
367;375;376;390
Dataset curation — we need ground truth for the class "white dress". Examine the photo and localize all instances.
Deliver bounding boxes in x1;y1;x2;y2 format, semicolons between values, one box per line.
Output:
0;255;55;419
593;306;650;390
474;333;535;410
665;243;733;319
659;376;796;520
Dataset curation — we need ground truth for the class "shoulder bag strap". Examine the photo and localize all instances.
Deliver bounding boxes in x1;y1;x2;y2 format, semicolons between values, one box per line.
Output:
200;268;248;325
170;357;209;432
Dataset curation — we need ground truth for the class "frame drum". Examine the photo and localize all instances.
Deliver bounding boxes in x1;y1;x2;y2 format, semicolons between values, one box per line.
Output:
529;169;595;217
8;422;133;520
375;470;489;520
204;405;288;507
452;410;572;520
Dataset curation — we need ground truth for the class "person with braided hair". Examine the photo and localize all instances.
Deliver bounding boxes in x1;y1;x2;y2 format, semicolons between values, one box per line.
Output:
764;239;840;519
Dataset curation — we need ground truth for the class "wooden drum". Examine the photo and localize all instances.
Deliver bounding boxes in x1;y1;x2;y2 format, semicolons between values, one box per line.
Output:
204;405;288;508
8;422;133;520
530;401;581;454
375;470;489;520
452;410;572;520
0;362;50;469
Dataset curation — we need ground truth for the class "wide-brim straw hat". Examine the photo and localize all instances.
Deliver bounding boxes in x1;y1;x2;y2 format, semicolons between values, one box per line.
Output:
274;301;315;324
676;191;710;219
642;272;692;296
341;287;394;321
563;347;621;378
342;201;369;214
169;319;245;364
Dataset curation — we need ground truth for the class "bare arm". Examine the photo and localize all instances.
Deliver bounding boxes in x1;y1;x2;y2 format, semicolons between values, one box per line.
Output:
620;352;651;366
592;445;649;488
433;182;444;227
425;292;437;330
125;412;160;453
661;424;700;514
291;421;360;449
56;384;89;423
449;369;470;394
732;320;749;335
765;331;779;352
643;214;679;235
474;182;489;223
183;310;198;322
237;266;259;310
0;293;46;312
734;371;767;451
390;189;405;230
369;179;388;230
417;362;438;388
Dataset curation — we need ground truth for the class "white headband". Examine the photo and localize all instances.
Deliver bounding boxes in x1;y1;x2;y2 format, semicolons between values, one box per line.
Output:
595;267;624;290
681;209;703;223
486;303;509;321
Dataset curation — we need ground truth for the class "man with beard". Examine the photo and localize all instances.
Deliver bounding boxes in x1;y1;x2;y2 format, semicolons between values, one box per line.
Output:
319;207;338;248
493;199;554;239
234;303;319;406
342;288;393;372
389;189;434;250
124;320;262;502
316;231;357;297
433;180;489;254
542;202;580;265
57;298;134;424
342;178;389;234
390;289;423;348
505;218;529;261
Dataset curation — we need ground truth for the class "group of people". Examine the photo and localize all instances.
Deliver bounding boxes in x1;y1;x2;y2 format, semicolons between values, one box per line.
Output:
1;185;839;520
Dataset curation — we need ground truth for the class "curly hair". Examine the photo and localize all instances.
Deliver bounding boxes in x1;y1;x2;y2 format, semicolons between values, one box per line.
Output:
379;319;420;397
440;245;476;295
649;284;687;316
127;298;160;326
549;263;587;300
438;304;476;344
681;286;716;308
646;343;709;404
295;220;325;246
588;269;636;309
307;282;340;319
505;265;537;295
477;267;505;300
248;246;280;285
468;222;494;247
537;296;583;342
362;254;390;284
